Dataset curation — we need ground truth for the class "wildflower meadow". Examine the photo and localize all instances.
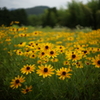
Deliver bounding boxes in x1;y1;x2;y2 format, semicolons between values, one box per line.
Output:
0;23;100;100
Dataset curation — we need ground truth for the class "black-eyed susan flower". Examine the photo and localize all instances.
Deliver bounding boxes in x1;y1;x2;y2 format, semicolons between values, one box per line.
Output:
23;50;32;57
51;58;58;62
21;64;35;75
66;51;82;61
41;43;54;51
29;53;36;59
40;57;49;64
19;33;27;37
56;45;65;54
37;60;42;64
17;42;26;47
36;64;55;78
38;51;47;59
47;49;58;58
63;60;70;66
81;48;90;57
21;85;32;94
5;38;11;41
32;31;40;36
75;61;83;68
92;55;100;68
56;67;72;80
16;49;23;55
10;75;25;89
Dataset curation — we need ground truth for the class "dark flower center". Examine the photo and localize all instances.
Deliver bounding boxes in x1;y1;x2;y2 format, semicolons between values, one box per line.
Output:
76;62;79;64
15;79;20;84
42;52;45;55
44;68;48;72
36;43;38;45
45;46;49;49
20;42;23;44
78;64;80;66
32;45;34;47
32;50;34;53
72;54;76;58
35;32;37;34
60;50;63;52
38;47;40;50
86;62;90;65
62;71;66;75
26;67;30;70
83;50;87;54
60;47;62;49
26;50;29;52
50;51;54;55
32;55;35;57
26;89;29;92
18;51;21;53
97;60;100;65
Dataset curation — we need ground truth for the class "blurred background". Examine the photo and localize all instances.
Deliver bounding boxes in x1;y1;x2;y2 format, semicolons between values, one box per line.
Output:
0;0;100;29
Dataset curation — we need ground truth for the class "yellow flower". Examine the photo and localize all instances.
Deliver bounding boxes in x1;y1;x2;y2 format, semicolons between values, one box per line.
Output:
37;60;42;64
21;64;35;75
56;67;72;80
92;55;100;68
50;58;58;62
29;53;36;59
38;51;47;59
36;64;55;78
67;37;74;41
19;33;26;37
47;49;58;58
10;75;25;89
74;61;83;68
63;60;70;66
21;85;32;94
66;51;82;61
16;49;23;55
5;38;11;41
41;43;54;51
56;45;65;54
17;42;26;47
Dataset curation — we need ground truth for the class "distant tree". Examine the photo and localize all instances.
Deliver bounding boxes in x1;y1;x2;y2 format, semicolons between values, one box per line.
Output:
96;10;100;28
28;14;42;26
42;7;57;27
0;7;28;26
11;9;28;25
57;8;70;27
79;3;93;27
64;0;93;28
67;0;81;28
0;7;11;26
87;0;100;29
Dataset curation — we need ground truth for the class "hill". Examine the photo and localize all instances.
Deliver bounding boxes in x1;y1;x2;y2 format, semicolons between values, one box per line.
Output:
25;6;50;15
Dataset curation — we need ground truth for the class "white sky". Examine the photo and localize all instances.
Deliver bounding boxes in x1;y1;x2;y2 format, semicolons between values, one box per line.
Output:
0;0;89;9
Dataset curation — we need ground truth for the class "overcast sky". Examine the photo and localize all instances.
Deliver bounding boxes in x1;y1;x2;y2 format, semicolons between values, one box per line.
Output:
0;0;88;9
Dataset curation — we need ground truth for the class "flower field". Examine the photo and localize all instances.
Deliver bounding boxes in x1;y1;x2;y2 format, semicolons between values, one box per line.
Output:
0;25;100;100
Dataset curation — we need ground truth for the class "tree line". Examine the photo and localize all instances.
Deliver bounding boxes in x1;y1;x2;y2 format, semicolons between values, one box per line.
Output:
0;0;100;29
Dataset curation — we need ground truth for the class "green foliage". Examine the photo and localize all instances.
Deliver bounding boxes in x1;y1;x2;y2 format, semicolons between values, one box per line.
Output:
1;0;100;29
0;26;100;100
28;15;42;26
96;10;100;28
86;0;100;29
42;7;58;28
0;7;11;26
0;7;28;26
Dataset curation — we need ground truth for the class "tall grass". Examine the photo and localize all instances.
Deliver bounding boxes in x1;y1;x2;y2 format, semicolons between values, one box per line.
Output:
0;25;100;100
